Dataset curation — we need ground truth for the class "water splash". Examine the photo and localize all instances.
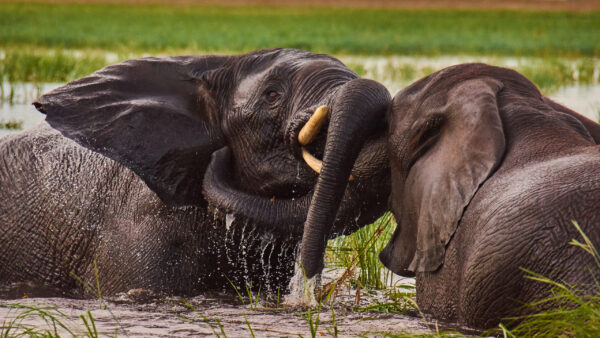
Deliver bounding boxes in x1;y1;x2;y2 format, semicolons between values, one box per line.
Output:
283;244;321;306
225;213;235;231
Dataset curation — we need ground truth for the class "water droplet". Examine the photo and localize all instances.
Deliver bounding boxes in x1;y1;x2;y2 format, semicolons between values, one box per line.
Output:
225;213;235;231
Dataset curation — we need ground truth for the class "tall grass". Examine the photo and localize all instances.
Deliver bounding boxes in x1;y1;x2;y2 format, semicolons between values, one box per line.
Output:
1;48;596;103
344;55;600;94
0;304;100;337
0;2;599;56
326;212;396;290
0;48;109;83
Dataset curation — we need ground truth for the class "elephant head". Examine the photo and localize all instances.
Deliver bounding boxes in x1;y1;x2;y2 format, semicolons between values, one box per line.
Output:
34;49;391;244
301;62;600;328
379;69;506;276
300;61;513;278
301;62;600;278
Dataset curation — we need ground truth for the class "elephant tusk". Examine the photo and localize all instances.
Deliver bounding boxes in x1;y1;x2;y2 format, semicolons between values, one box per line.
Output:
298;105;329;146
301;147;354;181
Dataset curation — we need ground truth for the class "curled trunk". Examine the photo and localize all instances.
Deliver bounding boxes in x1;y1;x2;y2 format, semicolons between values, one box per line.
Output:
202;147;311;235
300;78;391;278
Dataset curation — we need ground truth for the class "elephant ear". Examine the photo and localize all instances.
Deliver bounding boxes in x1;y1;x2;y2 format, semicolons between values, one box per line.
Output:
405;77;505;272
34;55;229;206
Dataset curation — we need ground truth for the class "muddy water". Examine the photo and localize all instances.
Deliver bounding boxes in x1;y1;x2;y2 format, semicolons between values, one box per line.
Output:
0;293;436;337
0;269;453;337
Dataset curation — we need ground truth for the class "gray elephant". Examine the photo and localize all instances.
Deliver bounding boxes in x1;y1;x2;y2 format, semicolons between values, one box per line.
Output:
300;63;600;328
0;49;391;298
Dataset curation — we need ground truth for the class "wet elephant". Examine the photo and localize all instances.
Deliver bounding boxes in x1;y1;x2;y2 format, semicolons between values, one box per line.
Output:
0;48;391;298
300;63;600;328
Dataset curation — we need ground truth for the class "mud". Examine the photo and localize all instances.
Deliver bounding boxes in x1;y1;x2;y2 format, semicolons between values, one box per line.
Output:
0;296;426;337
0;285;483;337
0;263;484;336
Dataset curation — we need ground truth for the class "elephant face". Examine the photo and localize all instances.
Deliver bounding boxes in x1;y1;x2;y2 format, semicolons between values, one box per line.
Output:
380;67;506;276
380;63;600;277
217;52;354;199
35;48;390;239
300;63;506;278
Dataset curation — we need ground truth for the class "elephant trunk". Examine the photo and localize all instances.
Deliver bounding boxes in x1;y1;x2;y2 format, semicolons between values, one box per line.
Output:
203;147;311;235
300;78;390;278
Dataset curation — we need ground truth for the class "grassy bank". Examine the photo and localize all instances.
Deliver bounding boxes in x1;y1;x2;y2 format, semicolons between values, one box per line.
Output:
1;2;599;56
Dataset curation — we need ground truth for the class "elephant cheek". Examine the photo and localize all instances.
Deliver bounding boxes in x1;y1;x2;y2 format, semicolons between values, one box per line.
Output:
379;212;417;277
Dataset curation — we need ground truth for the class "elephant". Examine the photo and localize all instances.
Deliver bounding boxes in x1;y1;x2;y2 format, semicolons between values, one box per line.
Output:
0;48;391;298
300;63;600;328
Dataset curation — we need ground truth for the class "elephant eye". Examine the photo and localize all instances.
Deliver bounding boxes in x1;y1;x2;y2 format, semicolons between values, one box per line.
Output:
265;90;281;103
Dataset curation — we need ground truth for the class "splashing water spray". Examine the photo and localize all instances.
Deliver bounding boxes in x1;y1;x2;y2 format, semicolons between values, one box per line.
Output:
284;242;321;306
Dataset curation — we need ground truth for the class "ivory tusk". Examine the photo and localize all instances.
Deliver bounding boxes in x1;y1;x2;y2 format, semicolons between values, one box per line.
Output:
298;105;329;146
301;147;354;181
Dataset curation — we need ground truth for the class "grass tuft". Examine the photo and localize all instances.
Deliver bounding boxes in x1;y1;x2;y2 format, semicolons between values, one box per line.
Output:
181;300;228;337
326;212;396;290
0;303;99;337
0;119;23;130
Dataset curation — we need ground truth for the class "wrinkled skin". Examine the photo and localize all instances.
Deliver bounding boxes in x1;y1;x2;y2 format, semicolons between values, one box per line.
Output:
301;63;600;329
0;49;390;298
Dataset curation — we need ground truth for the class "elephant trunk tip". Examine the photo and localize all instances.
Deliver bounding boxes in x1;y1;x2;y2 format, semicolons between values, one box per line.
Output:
301;251;324;279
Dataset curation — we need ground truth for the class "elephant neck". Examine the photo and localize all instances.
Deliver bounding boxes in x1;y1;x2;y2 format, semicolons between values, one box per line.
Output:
498;102;596;171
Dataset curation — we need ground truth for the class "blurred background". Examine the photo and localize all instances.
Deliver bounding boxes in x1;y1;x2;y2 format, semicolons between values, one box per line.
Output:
0;0;599;137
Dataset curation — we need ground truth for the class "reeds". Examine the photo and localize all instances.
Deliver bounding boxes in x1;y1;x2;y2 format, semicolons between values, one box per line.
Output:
326;212;396;290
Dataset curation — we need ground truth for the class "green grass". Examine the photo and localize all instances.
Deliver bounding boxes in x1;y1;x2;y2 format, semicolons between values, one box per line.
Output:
1;48;596;106
0;2;599;56
326;212;396;290
0;304;101;337
0;119;23;130
346;56;600;93
0;48;107;83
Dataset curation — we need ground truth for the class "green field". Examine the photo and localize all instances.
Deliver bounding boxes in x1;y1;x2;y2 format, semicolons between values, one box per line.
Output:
1;2;599;92
1;2;599;56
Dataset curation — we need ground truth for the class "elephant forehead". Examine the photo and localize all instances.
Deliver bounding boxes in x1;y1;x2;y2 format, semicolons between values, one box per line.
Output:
233;56;308;102
232;54;349;107
234;66;272;104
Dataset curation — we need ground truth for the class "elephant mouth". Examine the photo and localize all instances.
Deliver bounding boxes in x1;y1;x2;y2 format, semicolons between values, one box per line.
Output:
203;104;379;234
298;105;354;181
